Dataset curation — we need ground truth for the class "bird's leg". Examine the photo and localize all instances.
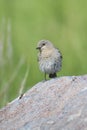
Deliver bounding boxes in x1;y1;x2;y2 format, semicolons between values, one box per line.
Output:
45;72;46;80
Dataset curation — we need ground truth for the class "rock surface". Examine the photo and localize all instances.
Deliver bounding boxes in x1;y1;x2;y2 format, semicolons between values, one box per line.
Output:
0;75;87;130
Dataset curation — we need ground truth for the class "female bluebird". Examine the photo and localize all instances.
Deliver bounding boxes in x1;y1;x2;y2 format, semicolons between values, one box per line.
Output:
36;40;62;80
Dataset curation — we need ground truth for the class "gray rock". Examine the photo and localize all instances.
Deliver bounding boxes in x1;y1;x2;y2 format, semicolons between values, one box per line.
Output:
0;75;87;130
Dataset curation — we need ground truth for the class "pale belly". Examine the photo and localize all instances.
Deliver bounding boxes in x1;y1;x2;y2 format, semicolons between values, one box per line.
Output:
39;58;61;74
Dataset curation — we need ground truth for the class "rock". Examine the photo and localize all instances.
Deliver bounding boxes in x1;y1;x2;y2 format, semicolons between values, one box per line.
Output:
0;75;87;130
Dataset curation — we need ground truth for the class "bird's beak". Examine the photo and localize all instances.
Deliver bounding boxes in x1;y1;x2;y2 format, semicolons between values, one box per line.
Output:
36;47;41;50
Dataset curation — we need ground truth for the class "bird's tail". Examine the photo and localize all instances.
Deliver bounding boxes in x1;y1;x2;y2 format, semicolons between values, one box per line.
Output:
49;73;57;78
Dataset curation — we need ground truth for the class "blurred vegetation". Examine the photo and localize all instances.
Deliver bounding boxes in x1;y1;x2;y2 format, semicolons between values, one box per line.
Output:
0;0;87;108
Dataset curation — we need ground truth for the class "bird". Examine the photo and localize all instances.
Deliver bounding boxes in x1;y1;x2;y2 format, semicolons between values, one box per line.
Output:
36;40;62;80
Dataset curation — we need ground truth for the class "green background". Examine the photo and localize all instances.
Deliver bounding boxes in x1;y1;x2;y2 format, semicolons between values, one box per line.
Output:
0;0;87;108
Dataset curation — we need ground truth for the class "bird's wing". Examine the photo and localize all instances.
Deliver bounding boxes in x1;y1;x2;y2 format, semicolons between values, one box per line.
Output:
56;48;63;59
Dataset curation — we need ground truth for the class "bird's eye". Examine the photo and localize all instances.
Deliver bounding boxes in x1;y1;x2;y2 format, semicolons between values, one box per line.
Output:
42;43;45;46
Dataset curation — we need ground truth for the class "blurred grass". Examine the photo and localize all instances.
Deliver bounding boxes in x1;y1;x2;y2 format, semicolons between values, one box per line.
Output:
0;0;87;108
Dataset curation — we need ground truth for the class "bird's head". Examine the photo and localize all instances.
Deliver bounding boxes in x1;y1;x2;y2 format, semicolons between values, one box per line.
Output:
36;40;53;52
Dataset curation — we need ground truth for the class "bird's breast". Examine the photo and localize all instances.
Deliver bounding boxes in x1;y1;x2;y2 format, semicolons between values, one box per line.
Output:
41;49;54;58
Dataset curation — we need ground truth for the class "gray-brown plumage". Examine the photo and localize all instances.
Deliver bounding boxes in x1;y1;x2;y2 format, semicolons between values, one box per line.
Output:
36;40;62;80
